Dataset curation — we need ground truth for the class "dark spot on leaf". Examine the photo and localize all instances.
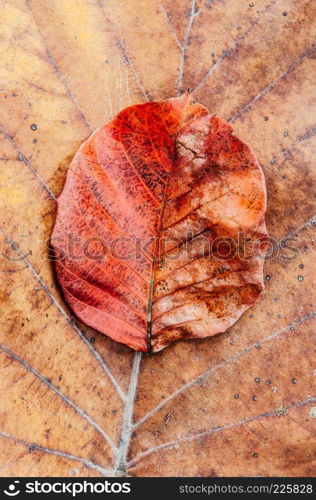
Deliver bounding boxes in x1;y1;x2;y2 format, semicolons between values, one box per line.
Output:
265;380;272;385
297;275;304;282
252;395;257;401
30;124;37;131
255;378;260;383
234;394;239;399
90;337;95;343
252;453;258;458
292;378;297;384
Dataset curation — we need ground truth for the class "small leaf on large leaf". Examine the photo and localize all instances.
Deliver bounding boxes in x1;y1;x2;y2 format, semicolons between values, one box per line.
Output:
52;95;268;352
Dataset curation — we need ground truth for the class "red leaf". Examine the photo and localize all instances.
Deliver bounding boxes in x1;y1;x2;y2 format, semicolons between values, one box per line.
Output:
52;94;268;352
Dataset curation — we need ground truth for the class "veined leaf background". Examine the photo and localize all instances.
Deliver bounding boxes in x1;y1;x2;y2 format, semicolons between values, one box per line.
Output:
0;0;315;477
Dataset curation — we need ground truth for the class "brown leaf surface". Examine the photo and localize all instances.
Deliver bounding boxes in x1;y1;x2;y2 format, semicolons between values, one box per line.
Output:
0;0;315;477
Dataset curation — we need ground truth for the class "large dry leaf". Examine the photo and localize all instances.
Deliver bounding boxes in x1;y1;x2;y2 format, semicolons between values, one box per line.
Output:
52;94;268;352
0;0;315;477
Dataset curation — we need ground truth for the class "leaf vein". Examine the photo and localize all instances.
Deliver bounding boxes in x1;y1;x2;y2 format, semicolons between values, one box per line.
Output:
0;345;117;453
0;228;127;403
134;311;316;429
0;431;117;477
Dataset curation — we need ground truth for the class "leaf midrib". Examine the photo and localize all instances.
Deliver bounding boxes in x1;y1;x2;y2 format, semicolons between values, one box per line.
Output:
146;95;191;354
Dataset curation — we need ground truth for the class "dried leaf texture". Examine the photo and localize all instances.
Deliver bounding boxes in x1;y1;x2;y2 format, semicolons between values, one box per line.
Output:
52;95;268;352
0;0;315;477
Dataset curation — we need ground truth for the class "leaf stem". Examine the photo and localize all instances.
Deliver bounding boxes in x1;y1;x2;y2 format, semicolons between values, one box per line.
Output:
114;351;142;472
